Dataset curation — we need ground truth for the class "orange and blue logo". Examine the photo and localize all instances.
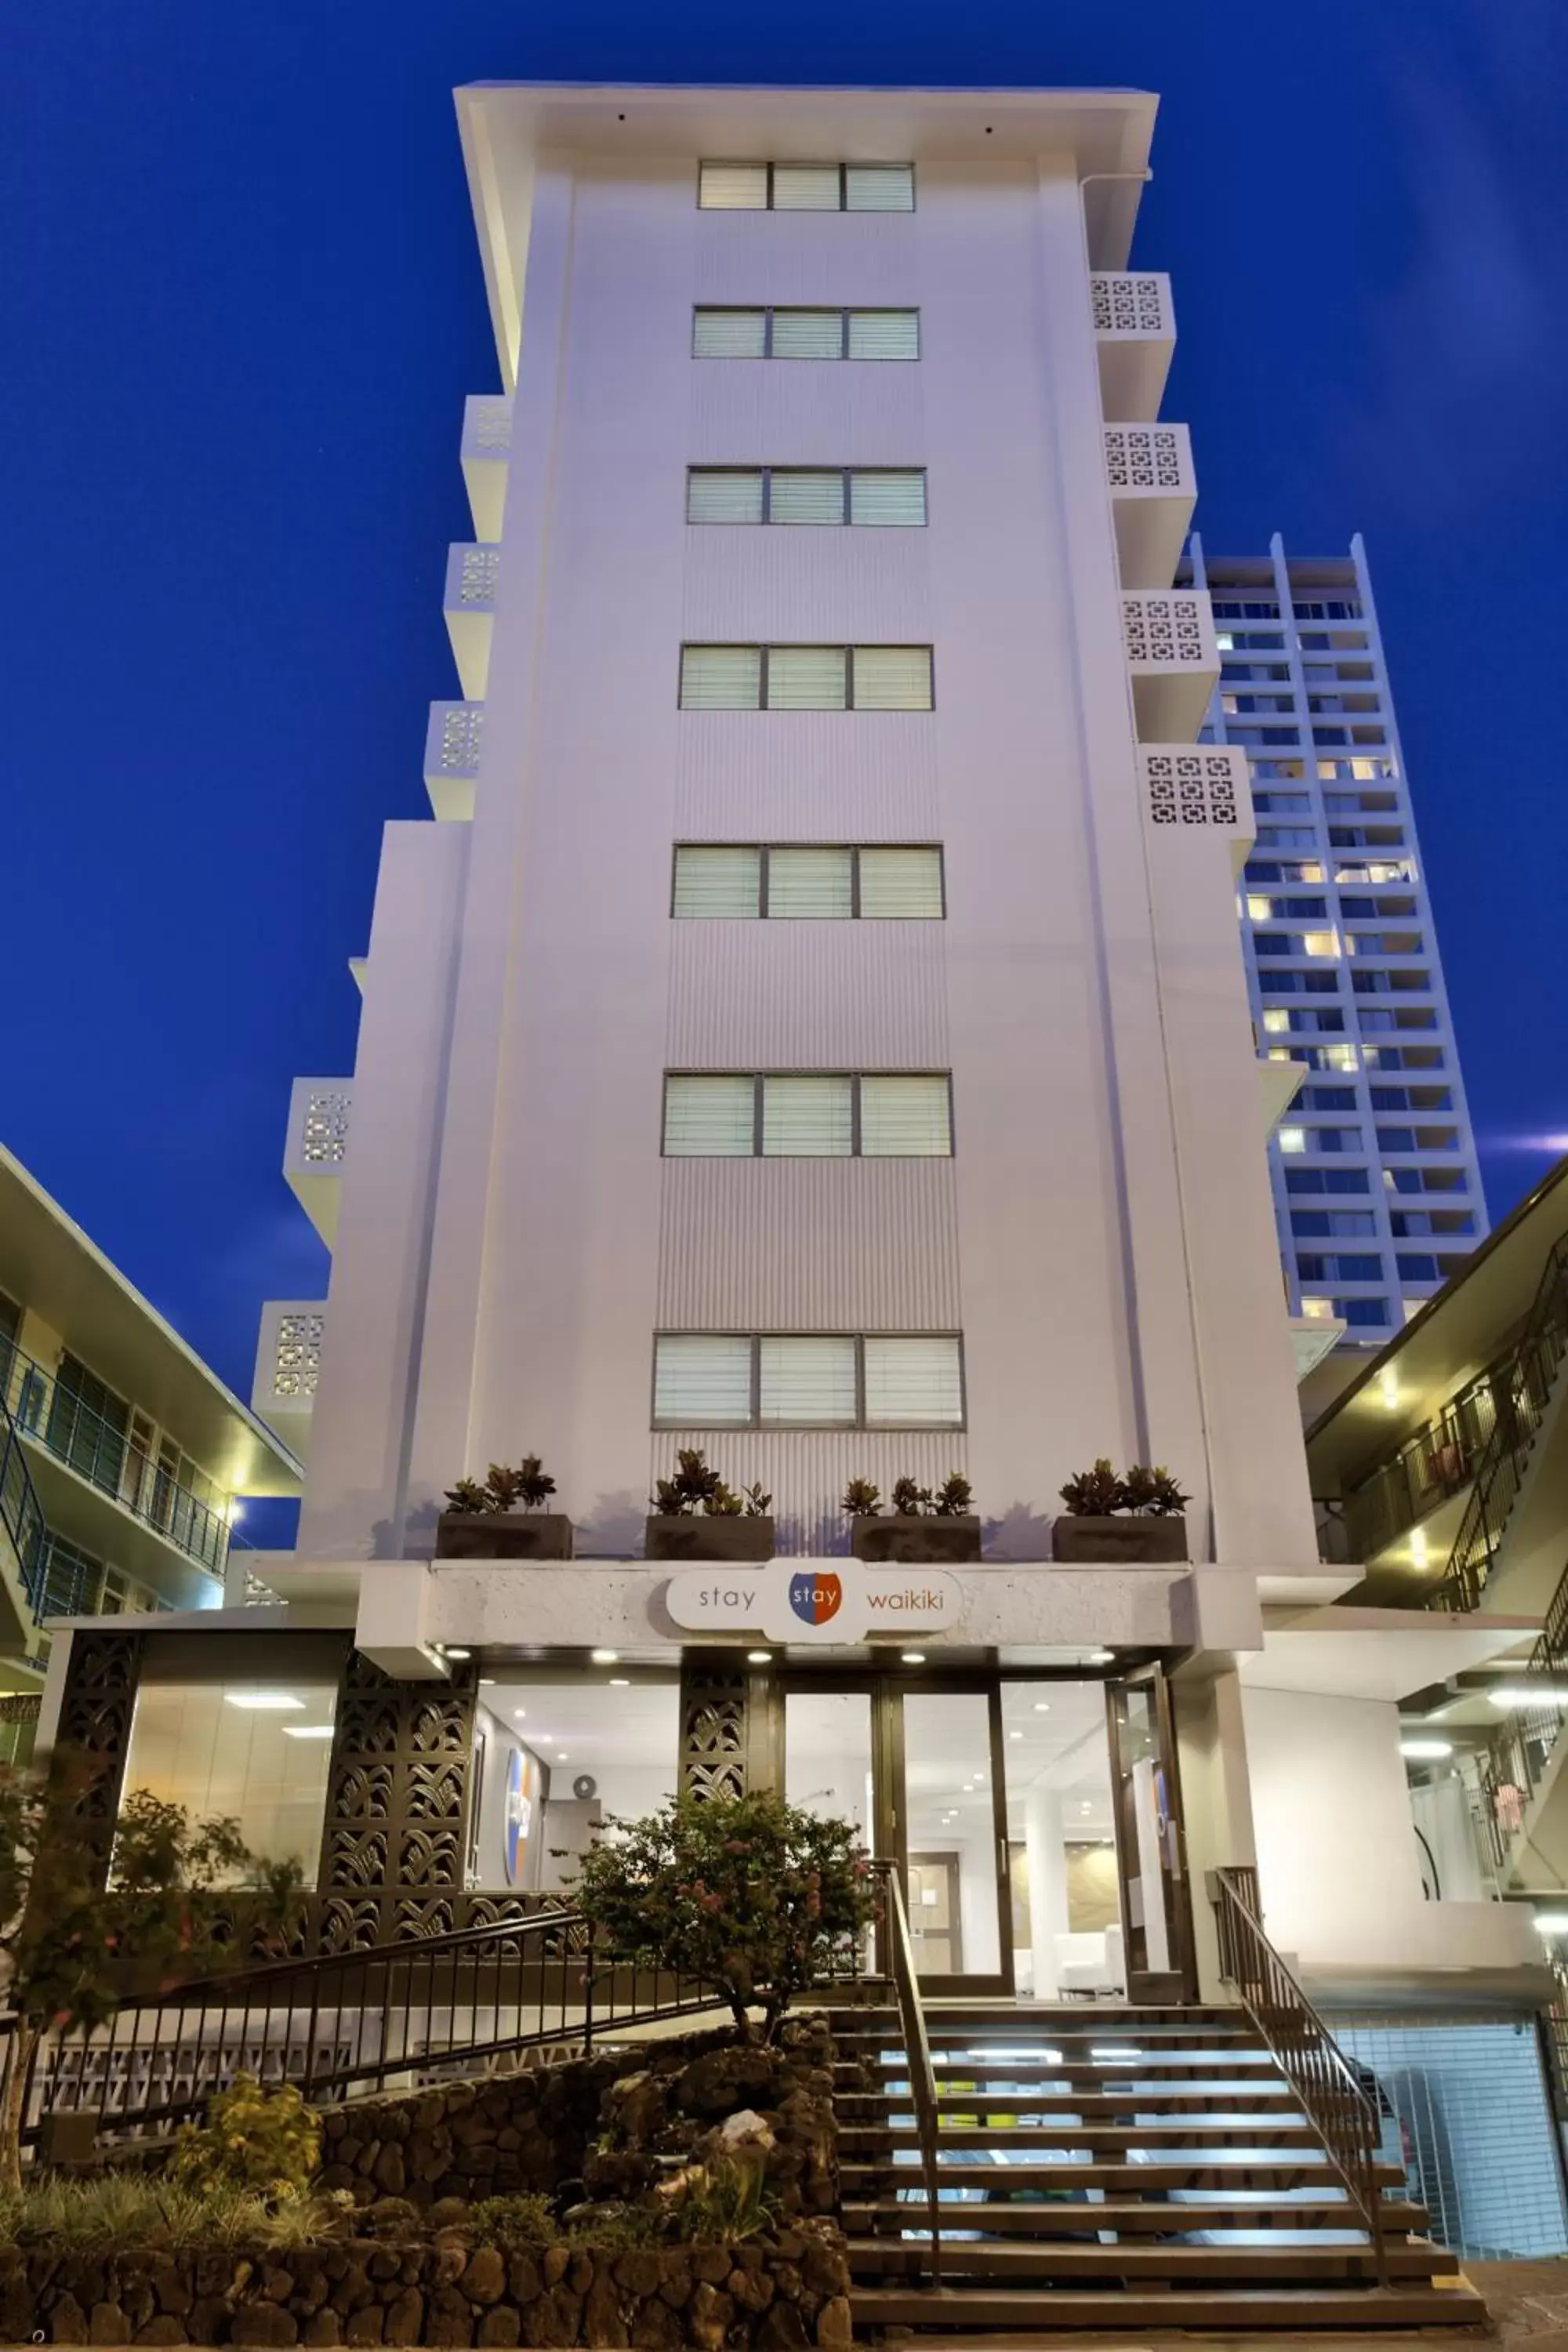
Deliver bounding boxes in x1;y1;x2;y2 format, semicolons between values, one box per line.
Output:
789;1570;843;1627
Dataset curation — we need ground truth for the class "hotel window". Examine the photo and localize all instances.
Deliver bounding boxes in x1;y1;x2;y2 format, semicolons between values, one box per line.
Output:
653;1333;964;1428
671;844;944;919
692;307;920;361
686;468;927;526
662;1073;953;1157
679;644;933;710
698;162;916;212
119;1663;340;1889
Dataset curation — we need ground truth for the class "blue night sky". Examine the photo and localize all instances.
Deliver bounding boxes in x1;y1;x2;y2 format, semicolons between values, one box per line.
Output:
5;0;1566;1408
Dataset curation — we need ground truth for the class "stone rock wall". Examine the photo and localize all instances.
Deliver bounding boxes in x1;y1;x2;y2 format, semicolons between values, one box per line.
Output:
318;2066;618;2210
0;2227;854;2348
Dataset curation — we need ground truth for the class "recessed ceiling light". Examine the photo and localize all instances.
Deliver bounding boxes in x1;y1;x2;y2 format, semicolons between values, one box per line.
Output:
747;1651;772;1664
283;1725;336;1740
513;1708;527;1719
1033;1701;1051;1714
225;1693;303;1711
1089;1650;1114;1665
1008;1730;1023;1740
1080;1801;1092;1813
479;1678;495;1687
1400;1737;1453;1759
609;1677;630;1687
445;1647;471;1661
902;1651;926;1665
556;1751;568;1760
591;1649;618;1664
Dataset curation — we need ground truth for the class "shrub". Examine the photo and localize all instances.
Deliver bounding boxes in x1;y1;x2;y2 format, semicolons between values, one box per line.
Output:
650;1449;724;1516
890;1476;931;1516
660;2154;774;2242
1058;1458;1123;1515
572;1791;873;2042
442;1456;557;1515
0;2175;332;2252
169;2074;320;2201
1119;1464;1189;1517
931;1472;973;1517
465;2193;557;2250
841;1478;881;1518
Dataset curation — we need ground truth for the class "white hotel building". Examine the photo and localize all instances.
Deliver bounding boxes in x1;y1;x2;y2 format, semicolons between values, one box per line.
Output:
33;83;1568;2281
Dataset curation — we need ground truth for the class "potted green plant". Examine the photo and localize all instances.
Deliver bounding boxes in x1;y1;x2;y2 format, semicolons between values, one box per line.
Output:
1052;1458;1190;1565
435;1455;574;1560
845;1471;981;1564
644;1450;775;1562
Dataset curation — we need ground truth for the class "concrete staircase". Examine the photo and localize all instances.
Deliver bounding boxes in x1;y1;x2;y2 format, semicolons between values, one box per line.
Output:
822;2001;1484;2334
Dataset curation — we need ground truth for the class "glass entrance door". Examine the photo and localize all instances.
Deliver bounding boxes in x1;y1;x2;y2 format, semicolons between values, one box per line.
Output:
1107;1664;1194;2002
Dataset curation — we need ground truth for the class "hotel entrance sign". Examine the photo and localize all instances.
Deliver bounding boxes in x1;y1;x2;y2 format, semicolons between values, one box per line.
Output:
664;1561;960;1644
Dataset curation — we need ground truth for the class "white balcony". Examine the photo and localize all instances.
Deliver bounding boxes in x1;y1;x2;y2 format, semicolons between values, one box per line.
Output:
444;544;499;701
462;393;511;541
1121;591;1219;742
252;1301;325;1462
283;1079;352;1248
1091;272;1174;421
423;699;484;821
1105;423;1195;590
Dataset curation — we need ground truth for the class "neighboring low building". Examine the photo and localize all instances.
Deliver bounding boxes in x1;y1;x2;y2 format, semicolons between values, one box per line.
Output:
0;1142;303;1740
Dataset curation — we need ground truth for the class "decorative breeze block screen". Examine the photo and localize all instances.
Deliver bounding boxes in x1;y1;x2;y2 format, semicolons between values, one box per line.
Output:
437;703;485;775
1142;751;1247;830
1104;426;1187;491
1091;273;1171;336
300;1090;351;1166
465;395;513;456
274;1312;325;1400
456;547;499;606
1122;593;1209;667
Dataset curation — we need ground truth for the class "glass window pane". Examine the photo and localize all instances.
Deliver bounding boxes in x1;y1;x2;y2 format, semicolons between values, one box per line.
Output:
863;1335;964;1425
1001;1681;1120;1998
758;1336;857;1424
698;163;768;210
858;847;944;917
771;310;845;360
850;470;927;526
693;308;767;358
121;1676;339;1889
853;646;934;710
761;1076;854;1156
672;846;761;917
902;1691;1000;1978
680;645;762;710
767;847;854;918
859;1076;952;1156
848;310;919;360
845;165;915;212
772;165;842;211
769;471;846;525
688;470;764;524
473;1679;680;1893
768;647;848;710
654;1334;753;1424
663;1076;757;1156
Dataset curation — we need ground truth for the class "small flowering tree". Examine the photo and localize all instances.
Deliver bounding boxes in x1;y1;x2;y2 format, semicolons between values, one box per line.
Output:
572;1791;873;2043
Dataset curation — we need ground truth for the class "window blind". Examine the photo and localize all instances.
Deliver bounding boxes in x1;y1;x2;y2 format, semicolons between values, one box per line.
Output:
767;848;855;917
680;646;762;709
692;309;767;358
768;647;848;709
858;1076;952;1156
769;471;848;525
862;1336;964;1426
671;846;762;916
653;1334;753;1425
761;1076;854;1156
698;163;769;209
759;1337;858;1424
688;470;764;524
853;646;934;710
848;310;920;360
845;165;915;212
771;165;842;210
850;470;927;526
771;310;846;359
858;847;944;916
663;1076;757;1156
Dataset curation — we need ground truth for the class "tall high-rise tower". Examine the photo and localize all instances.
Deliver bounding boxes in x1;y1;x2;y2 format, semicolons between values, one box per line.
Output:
1184;535;1486;1350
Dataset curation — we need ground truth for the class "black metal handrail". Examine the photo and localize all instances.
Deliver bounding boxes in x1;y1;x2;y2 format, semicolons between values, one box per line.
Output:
0;1370;49;1662
1428;1237;1568;1612
16;1904;722;2148
871;1859;941;2284
1210;1866;1387;2283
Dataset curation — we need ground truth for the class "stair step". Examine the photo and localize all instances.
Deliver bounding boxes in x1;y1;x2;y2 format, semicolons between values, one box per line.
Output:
844;2236;1458;2281
848;2284;1485;2330
842;2122;1328;2151
844;2197;1432;2234
843;2160;1409;2191
841;2085;1303;2114
840;2056;1284;2083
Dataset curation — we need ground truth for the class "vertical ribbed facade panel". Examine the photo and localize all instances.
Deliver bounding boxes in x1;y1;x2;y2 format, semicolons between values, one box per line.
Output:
674;712;940;840
667;922;950;1067
689;362;927;467
681;528;932;642
657;1160;960;1327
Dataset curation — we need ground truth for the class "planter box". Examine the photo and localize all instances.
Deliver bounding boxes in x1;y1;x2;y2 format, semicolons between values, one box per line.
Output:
435;1512;574;1561
1051;1514;1189;1566
851;1514;982;1565
644;1515;775;1563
